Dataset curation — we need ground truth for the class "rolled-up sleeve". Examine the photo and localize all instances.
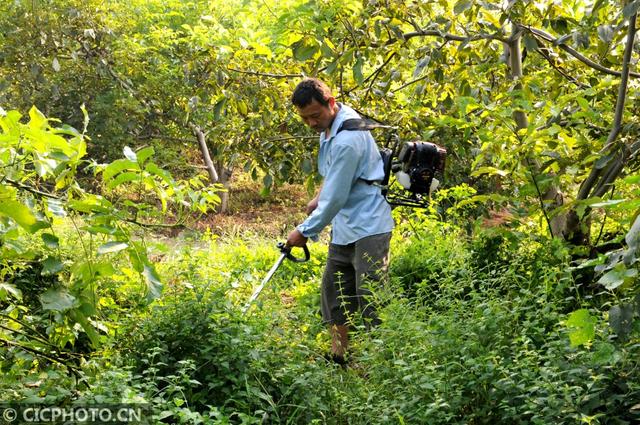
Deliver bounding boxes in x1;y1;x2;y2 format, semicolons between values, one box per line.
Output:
297;142;359;239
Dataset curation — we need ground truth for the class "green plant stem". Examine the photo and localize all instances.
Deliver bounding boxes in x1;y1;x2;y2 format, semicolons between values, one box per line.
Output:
0;337;82;375
526;158;554;238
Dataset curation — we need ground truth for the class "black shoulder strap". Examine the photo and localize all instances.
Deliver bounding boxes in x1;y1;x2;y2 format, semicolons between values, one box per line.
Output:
337;118;395;134
334;118;395;187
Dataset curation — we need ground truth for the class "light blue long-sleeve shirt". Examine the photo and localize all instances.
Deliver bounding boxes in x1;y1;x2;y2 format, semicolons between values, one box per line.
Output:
297;104;394;245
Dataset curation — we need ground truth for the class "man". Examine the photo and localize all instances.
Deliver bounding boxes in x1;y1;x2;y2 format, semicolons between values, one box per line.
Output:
286;78;394;365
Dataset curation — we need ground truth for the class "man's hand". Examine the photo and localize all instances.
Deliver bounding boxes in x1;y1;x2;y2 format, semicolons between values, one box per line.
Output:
306;196;319;215
286;229;308;247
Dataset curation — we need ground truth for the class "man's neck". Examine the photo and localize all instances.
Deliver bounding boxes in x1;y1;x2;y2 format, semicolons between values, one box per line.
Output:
325;103;341;138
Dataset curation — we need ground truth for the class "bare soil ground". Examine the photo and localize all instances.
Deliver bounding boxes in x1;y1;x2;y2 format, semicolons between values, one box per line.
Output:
196;175;312;239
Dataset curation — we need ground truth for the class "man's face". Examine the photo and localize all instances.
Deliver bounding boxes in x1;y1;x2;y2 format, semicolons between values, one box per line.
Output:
296;98;336;134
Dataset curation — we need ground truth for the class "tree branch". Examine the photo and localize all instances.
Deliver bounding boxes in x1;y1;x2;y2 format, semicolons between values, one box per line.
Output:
4;178;61;199
521;25;640;79
508;31;528;130
592;154;626;198
0;337;82;375
266;135;318;142
190;123;219;183
534;47;588;88
526;158;555;237
226;67;304;79
391;74;430;93
577;12;637;200
347;51;399;96
400;29;508;44
125;218;189;230
365;52;398;89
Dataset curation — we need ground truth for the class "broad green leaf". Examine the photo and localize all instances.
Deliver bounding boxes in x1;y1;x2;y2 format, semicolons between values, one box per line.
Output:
28;106;47;129
71;261;93;285
69;309;101;347
471;166;508;177
292;40;318;61
595;154;613;169
143;264;163;301
325;59;338;75
55;124;81;138
145;163;173;183
40;288;76;311
41;257;64;275
623;0;640;18
237;100;248;116
251;42;272;57
598;268;625;289
136;146;155;165
566;309;596;347
591;342;617;365
590;199;626;208
68;197;111;213
597;25;614;43
83;225;118;235
623;174;640;184
301;158;313;174
263;173;273;190
79;299;97;317
107;171;141;189
0;283;22;301
353;56;364;85
102;159;139;181
94;262;116;277
41;233;59;248
454;0;473;14
129;248;145;273
609;304;634;339
46;198;67;217
523;35;538;51
97;241;129;255
214;97;227;121
0;200;38;232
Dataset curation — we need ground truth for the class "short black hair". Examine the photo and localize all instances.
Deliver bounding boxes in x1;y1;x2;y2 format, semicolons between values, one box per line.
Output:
291;78;333;108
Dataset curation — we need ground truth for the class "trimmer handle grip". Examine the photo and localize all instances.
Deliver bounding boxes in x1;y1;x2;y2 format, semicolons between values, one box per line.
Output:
278;242;310;263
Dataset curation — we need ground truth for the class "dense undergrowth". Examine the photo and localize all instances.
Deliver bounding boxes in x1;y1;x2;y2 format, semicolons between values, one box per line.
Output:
3;218;638;424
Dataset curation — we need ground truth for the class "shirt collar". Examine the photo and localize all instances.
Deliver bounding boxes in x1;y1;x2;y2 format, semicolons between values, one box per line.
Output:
320;103;360;143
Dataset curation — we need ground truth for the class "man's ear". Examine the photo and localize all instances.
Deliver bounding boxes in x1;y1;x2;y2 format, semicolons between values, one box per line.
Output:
328;97;336;110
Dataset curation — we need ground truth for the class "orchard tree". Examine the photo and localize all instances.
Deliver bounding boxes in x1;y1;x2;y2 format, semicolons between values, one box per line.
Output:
263;0;639;250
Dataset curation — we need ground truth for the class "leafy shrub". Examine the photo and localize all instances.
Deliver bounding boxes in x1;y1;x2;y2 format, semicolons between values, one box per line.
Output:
390;221;471;302
8;228;639;425
113;239;337;423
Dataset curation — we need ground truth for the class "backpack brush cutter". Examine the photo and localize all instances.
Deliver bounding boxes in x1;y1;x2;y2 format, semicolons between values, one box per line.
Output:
337;118;447;209
242;242;310;315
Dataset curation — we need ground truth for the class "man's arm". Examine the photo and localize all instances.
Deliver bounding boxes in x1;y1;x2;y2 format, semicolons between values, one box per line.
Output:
289;143;359;245
287;186;324;248
306;184;323;215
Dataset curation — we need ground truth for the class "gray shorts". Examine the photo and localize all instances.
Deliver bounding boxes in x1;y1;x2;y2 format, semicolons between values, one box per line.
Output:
321;232;392;326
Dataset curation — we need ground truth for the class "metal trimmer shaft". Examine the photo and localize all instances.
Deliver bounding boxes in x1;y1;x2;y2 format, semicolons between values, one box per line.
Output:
242;242;309;315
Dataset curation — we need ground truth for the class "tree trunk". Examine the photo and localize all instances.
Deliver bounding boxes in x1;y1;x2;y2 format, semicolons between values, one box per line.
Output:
507;33;528;130
189;123;233;213
191;124;219;183
566;12;637;245
215;161;233;214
